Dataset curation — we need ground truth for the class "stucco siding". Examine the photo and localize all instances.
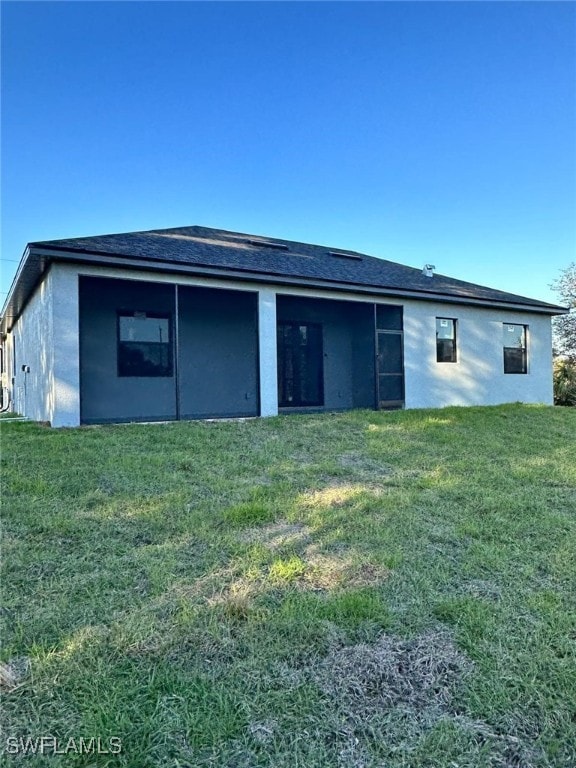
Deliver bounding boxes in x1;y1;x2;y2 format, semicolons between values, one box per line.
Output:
258;288;278;417
403;300;553;408
9;271;54;421
8;265;82;425
51;265;81;426
3;261;556;425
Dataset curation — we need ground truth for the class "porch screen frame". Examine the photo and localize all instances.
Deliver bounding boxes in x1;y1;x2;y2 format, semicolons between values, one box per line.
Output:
375;304;405;410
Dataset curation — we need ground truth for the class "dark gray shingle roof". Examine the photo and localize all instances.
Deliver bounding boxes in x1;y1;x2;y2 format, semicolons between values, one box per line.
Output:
30;226;557;309
30;224;562;311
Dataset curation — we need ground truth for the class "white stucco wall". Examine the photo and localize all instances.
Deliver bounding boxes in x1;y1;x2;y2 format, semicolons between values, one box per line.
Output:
403;299;553;408
8;271;55;421
4;261;555;425
5;264;81;426
50;265;81;427
1;326;14;410
258;288;278;416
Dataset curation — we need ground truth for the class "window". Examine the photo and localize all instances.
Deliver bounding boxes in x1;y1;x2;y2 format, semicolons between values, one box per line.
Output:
277;322;323;407
503;324;527;374
118;313;172;377
436;318;457;363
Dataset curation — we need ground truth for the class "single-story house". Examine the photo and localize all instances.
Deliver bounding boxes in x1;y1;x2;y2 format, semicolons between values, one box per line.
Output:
0;225;567;427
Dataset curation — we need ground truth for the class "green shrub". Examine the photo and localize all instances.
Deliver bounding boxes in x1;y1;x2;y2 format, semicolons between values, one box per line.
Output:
553;358;576;406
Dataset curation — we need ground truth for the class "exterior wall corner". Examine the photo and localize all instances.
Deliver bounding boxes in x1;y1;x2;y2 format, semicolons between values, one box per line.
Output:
258;288;278;416
50;265;81;427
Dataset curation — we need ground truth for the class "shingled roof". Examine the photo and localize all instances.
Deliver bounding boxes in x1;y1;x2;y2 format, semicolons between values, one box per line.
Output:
1;225;566;333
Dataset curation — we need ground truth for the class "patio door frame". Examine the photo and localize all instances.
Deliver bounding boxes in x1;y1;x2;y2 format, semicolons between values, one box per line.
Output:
374;304;405;410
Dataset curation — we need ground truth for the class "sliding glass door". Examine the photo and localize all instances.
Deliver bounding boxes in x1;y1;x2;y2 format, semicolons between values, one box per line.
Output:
277;322;324;407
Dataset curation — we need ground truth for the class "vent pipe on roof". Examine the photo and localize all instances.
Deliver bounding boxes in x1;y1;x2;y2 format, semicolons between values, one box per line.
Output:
422;264;436;278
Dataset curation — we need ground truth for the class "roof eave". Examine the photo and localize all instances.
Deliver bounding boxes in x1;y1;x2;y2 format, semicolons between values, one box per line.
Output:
19;245;569;313
0;243;569;334
0;246;47;336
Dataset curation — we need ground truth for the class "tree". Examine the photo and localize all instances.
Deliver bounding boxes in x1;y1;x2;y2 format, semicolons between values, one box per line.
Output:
553;358;576;406
552;262;576;362
551;263;576;405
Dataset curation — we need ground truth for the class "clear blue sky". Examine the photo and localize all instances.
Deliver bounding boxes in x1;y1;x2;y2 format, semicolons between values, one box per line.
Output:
2;1;575;306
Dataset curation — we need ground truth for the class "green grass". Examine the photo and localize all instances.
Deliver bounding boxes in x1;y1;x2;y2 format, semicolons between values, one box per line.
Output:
1;404;575;766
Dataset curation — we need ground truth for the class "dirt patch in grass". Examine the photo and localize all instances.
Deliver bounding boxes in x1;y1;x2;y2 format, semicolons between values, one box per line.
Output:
221;628;538;767
238;521;312;550
300;483;385;512
237;520;389;592
338;451;393;478
303;549;389;591
248;719;278;743
309;629;544;766
461;579;503;602
313;628;471;717
0;657;30;691
344;561;390;589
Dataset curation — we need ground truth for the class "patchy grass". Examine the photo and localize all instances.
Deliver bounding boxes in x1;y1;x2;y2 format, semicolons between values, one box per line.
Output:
1;404;576;766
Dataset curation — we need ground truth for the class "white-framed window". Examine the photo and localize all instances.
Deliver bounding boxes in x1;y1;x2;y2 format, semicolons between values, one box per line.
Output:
503;324;528;374
436;318;457;363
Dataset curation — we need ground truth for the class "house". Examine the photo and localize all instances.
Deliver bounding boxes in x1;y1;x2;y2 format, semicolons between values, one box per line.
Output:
0;225;567;427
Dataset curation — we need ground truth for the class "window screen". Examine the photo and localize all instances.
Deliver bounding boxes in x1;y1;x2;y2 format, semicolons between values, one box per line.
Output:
118;313;173;377
378;333;403;374
436;318;457;363
378;374;403;402
503;324;527;374
376;305;403;331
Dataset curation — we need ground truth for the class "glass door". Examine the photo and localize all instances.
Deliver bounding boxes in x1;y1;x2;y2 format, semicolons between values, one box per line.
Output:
277;322;324;407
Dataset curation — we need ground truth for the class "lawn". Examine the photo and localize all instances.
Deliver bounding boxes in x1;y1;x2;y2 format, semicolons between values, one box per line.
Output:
1;404;575;767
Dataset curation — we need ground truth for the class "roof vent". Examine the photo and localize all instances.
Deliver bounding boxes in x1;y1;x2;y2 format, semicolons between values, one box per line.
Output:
329;250;362;260
422;264;436;278
248;239;289;251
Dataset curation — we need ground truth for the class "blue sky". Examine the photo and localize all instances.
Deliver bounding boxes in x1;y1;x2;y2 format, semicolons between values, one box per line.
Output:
1;1;575;306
